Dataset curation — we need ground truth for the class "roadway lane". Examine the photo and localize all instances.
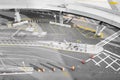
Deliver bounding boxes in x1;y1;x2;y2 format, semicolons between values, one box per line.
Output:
0;46;73;80
59;50;120;80
0;10;120;80
39;23;101;44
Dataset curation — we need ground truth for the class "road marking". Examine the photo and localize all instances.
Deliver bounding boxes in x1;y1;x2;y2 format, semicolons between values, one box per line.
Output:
76;40;81;43
108;42;120;48
27;46;83;61
22;18;31;21
76;28;87;38
86;50;120;71
49;25;56;33
78;25;95;32
3;53;57;64
109;1;118;5
63;71;70;77
96;30;120;47
76;27;104;39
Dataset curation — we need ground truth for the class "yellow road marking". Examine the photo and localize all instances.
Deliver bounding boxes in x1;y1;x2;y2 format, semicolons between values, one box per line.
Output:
77;25;104;38
100;32;104;38
76;40;81;43
63;71;70;77
109;1;118;5
76;28;88;38
80;26;95;32
22;18;31;21
19;67;32;72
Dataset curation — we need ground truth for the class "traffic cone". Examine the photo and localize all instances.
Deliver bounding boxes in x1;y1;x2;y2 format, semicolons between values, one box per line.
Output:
90;54;94;59
81;59;85;64
70;66;75;71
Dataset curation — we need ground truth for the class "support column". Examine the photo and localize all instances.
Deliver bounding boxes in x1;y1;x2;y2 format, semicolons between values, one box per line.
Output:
59;11;63;24
95;22;106;36
13;9;28;27
54;14;57;23
14;9;21;22
49;11;71;28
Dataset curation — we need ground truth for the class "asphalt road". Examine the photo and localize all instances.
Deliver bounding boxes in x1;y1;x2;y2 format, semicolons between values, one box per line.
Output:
0;46;73;80
0;10;120;80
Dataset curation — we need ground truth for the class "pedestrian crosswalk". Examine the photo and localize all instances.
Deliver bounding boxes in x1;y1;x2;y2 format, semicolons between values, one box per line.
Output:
96;30;120;47
86;50;120;71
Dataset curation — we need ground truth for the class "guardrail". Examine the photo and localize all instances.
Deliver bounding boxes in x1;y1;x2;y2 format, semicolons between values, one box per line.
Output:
0;40;103;54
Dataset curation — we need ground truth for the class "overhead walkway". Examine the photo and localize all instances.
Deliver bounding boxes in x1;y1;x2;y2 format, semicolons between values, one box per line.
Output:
0;0;120;29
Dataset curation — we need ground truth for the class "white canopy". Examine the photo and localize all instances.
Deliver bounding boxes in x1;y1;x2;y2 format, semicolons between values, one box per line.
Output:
0;0;111;9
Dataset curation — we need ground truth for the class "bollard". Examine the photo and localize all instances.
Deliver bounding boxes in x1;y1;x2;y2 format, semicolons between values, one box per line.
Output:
70;66;75;71
40;63;56;72
29;63;45;72
47;63;65;71
81;59;85;64
38;68;45;72
90;54;95;59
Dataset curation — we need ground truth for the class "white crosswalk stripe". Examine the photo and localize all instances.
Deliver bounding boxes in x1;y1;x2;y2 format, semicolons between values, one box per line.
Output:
96;30;120;47
86;50;120;71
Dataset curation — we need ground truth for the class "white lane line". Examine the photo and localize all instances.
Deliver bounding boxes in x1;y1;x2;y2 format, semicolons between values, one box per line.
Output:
96;55;110;66
0;58;37;60
27;46;83;61
96;30;120;47
0;46;83;62
108;42;120;47
85;52;102;62
60;53;82;61
3;54;57;64
0;72;32;75
104;50;120;59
